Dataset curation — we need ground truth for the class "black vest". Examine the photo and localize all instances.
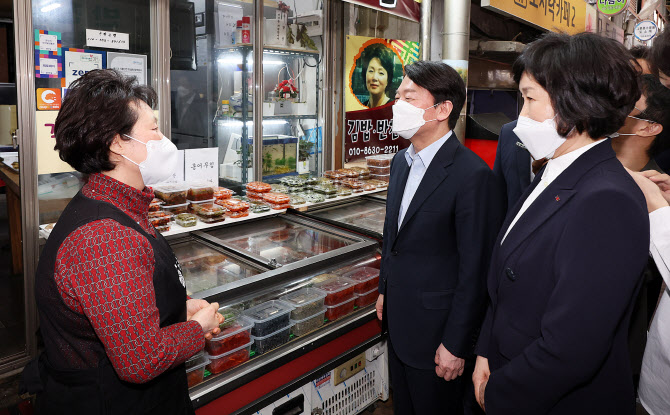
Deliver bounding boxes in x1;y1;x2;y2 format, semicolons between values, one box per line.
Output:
31;191;194;415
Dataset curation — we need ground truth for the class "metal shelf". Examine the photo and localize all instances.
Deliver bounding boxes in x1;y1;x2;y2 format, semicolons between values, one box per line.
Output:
215;44;320;58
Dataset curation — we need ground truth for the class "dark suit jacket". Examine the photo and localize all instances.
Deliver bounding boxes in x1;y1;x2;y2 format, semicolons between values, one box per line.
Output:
476;140;650;414
379;135;504;370
492;121;531;212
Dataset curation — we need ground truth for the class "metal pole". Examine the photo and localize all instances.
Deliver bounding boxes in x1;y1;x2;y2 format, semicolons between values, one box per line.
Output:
420;0;432;61
443;0;471;142
323;0;343;171
152;0;171;138
253;0;264;182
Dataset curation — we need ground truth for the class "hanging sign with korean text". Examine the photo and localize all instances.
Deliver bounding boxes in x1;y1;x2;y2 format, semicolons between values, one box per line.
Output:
184;148;219;185
634;20;658;42
341;0;421;22
482;0;587;34
597;0;627;16
86;29;130;50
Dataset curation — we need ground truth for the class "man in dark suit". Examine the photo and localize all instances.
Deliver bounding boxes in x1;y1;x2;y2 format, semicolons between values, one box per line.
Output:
492;121;529;211
375;61;504;414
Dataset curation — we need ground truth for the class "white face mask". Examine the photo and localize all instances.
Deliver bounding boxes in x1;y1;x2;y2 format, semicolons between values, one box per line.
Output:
513;115;567;160
122;134;180;186
392;100;439;140
610;108;656;138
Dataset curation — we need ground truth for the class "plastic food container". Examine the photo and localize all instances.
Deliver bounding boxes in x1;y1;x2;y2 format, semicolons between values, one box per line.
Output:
185;352;209;388
246;181;272;193
313;184;338;197
336;186;353;197
368;166;390;175
337;168;360;178
153;184;188;205
291;308;326;337
149;212;173;227
149;198;163;212
280;177;306;187
243;300;294;337
175;213;198;227
369;174;390;183
289;195;305;206
251;324;294;355
355;287;379;308
350;167;370;176
162;202;189;215
262;192;290;204
154;224;171;233
217;306;243;330
364;179;388;188
187;185;214;201
192;202;225;218
323;170;346;180
205;316;253;356
187;199;216;211
246;191;265;201
343;267;380;294
300;192;325;203
217;198;250;212
205;341;252;374
226;210;249;219
365;154;393;167
362;184;377;192
198;215;226;224
340;179;363;189
270;184;289;193
251;204;271;214
280;288;327;320
315;277;356;306
268;202;290;211
214;187;233;200
325;297;355;321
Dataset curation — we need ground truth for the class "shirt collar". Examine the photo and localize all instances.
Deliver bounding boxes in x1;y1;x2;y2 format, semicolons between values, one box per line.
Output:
542;138;607;183
82;173;154;225
404;130;453;167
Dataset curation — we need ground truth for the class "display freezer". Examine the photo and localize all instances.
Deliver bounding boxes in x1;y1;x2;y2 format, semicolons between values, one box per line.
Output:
293;197;387;241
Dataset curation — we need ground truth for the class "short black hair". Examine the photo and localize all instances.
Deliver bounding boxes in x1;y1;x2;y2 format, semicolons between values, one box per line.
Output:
360;43;395;96
630;45;649;59
650;29;670;78
638;75;670;158
404;61;466;130
513;32;640;139
54;69;157;174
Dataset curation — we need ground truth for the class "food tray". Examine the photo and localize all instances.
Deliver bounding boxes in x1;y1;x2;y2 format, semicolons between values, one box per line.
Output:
246;191;265;201
368;166;390;175
336;186;353;197
369;174;390;183
149;198;163;212
350;167;370;176
325;297;355;321
314;277;356;306
198;215;226;224
323;170;346;180
251;324;294;355
246;181;272;193
280;287;327;321
362;184;377;191
270;184;289;193
262;192;290;204
268;202;290;210
291;308;326;337
154;224;171;233
192;202;225;218
217;198;250;212
343;267;380;294
205;316;253;356
337;168;360;178
355;287;379;308
363;179;388;188
340;179;364;189
185;352;209;388
153;184;188;205
365;154;393;167
251;204;271;213
242;300;294;337
217;306;243;330
175;213;198;227
313;184;338;195
226;210;249;219
289;195;306;206
214;187;234;200
280;177;306;187
206;341;252;374
187;185;214;201
162;202;189;215
149;212;173;227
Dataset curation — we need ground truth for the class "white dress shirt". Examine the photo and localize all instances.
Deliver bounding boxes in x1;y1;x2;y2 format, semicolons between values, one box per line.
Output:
502;139;607;244
640;206;670;415
397;131;452;230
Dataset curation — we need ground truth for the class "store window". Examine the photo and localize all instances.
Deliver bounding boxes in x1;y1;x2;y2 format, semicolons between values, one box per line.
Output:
33;0;153;229
169;0;324;192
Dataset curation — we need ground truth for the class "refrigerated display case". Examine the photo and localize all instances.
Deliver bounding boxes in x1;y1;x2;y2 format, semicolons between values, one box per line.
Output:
166;213;384;413
293;197;387;241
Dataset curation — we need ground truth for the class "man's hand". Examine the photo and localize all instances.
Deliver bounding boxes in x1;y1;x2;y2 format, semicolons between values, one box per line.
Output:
375;294;384;321
473;355;490;411
434;344;464;381
187;298;210;321
627;169;670;213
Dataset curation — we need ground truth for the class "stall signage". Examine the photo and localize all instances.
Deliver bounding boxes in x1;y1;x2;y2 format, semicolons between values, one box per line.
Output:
36;88;61;111
64;49;106;88
482;0;587;34
634;20;658;41
344;35;420;163
598;13;625;43
108;52;148;85
36;111;74;174
341;0;421;22
184;148;218;185
597;0;627;16
86;29;129;50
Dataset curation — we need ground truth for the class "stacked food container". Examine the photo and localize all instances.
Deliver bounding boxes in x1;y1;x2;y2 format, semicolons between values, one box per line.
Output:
185;351;210;388
365;154;393;183
280;288;327;337
243;300;295;355
315;277;357;321
345;267;381;307
205;307;254;375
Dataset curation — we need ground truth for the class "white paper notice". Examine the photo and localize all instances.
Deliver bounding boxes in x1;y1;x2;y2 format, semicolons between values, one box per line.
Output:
39;58;58;76
39;34;58;52
164;150;185;183
184;148;219;184
86;29;129;50
65;51;104;88
108;52;147;85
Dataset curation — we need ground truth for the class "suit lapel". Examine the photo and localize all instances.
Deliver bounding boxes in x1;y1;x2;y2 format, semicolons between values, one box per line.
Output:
498;139;617;265
396;136;459;239
515;141;532;189
387;150;410;243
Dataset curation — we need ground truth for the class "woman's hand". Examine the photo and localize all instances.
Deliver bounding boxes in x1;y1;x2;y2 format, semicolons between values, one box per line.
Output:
191;303;224;340
186;298;210;321
473;355;490;412
627;169;670;213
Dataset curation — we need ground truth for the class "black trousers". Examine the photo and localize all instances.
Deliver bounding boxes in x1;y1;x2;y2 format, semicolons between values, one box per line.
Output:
388;339;483;415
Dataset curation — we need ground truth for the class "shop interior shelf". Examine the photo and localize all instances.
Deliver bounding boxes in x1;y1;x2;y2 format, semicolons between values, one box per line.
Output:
216;44;320;58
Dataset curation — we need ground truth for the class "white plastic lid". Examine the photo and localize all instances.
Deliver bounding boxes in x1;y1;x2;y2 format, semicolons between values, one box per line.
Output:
187;198;216;204
279;288;327;308
365;154;394;160
314;277;356;295
325;296;356;309
185;351;210;373
343;267;380;284
355;287;379;297
205;340;253;360
242;300;294;324
153;183;188;193
162;202;189;209
290;307;326;325
249;322;295;342
208;316;252;342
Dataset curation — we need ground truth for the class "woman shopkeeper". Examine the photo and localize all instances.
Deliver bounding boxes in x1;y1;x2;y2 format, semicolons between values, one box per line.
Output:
27;69;223;414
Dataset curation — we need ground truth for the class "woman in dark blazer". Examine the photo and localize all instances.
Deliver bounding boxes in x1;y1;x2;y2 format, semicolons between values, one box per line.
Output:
473;33;651;415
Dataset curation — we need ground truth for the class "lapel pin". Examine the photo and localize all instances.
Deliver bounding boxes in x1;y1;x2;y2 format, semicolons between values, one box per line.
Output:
555;195;560;202
515;141;527;150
